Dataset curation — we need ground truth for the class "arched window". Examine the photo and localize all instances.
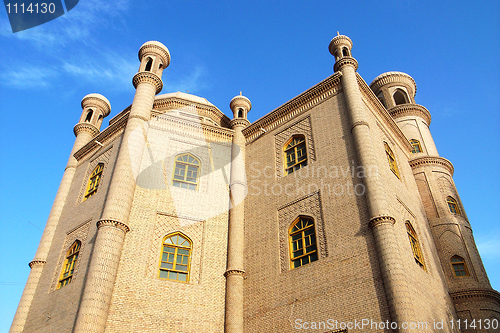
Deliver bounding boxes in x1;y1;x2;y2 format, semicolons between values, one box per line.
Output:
410;139;422;154
159;233;192;282
393;89;408;105
172;154;200;190
289;216;318;269
84;163;104;200
284;135;307;175
405;222;425;269
238;108;243;118
342;47;349;57
58;240;81;289
450;255;469;277
145;58;153;72
446;196;461;215
84;110;93;122
384;142;400;178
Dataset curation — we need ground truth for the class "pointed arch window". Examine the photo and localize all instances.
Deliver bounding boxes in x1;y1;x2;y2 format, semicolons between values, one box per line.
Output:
446;196;461;215
172;154;200;190
84;109;93;122
406;222;425;269
384;142;400;179
145;57;153;72
451;256;469;277
58;240;81;289
289;216;318;269
159;233;192;282
84;163;104;200
393;89;408;105
284;135;308;175
410;139;422;154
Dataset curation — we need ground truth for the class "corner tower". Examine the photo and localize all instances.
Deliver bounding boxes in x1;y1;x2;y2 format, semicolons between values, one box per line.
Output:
74;41;170;333
371;72;500;324
10;94;111;333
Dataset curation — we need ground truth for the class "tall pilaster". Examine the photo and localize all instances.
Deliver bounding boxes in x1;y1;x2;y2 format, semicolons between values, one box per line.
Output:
329;34;415;331
73;41;170;333
9;94;110;333
224;94;251;333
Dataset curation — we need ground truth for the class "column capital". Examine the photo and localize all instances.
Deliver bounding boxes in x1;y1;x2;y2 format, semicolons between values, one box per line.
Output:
73;122;99;137
334;57;358;72
369;215;396;228
96;219;130;233
132;71;163;94
28;260;46;268
224;269;245;278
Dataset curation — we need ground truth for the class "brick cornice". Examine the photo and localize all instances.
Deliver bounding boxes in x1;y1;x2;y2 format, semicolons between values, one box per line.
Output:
153;97;231;128
450;289;500;304
96;219;130;233
74;122;99;137
409;156;454;176
133;71;163;94
243;72;343;143
388;103;431;125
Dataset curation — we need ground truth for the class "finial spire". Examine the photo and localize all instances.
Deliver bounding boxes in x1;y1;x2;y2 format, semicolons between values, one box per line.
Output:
240;91;242;96
337;31;340;36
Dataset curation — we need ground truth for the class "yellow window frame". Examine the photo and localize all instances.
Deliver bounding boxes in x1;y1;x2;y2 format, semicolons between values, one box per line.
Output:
450;255;469;277
159;232;192;283
172;154;200;190
405;222;425;270
384;142;400;179
410;139;422;154
446;196;461;215
289;216;318;269
58;240;81;289
284;135;308;175
84;163;104;200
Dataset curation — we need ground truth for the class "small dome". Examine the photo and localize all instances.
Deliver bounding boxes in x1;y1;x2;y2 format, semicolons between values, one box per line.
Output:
370;71;417;97
81;93;111;117
230;94;252;113
155;91;215;107
328;34;353;56
138;41;171;68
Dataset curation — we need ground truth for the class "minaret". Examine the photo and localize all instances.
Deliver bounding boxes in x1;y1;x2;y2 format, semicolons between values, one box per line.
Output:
73;41;170;333
10;94;111;333
329;34;415;330
225;93;251;333
371;72;500;322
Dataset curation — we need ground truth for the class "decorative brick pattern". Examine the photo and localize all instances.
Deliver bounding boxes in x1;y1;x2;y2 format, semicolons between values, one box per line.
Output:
277;191;327;273
274;115;316;178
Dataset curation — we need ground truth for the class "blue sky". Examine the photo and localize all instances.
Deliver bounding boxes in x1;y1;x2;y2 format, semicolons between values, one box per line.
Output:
0;0;498;331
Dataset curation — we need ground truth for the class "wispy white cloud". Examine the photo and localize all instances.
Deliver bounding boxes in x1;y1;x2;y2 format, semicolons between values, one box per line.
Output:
163;66;209;94
2;66;58;88
477;238;500;259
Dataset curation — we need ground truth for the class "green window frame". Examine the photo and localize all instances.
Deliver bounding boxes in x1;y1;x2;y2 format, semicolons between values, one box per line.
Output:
172;154;200;190
289;216;318;269
159;232;192;282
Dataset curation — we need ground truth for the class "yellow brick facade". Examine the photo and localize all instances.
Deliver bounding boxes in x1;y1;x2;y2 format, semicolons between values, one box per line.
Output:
11;36;500;333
